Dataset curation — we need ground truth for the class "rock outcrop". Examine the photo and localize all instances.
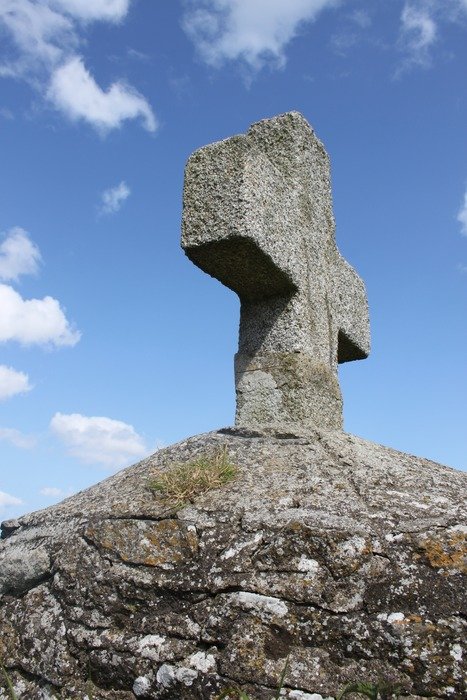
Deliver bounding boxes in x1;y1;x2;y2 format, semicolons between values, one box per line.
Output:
2;112;465;699
1;427;466;699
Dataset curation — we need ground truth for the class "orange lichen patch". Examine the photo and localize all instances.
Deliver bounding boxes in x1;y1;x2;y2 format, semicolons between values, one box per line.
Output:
85;518;198;567
416;530;467;573
0;622;18;659
391;614;424;626
406;614;423;623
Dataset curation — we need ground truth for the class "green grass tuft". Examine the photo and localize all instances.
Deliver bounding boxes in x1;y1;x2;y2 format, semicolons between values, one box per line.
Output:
149;445;238;509
337;680;401;699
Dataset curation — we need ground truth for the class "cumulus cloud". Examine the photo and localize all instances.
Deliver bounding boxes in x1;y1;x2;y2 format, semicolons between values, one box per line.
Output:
0;283;80;347
0;426;36;449
47;56;156;132
0;1;129;72
50;412;148;468
0;0;155;133
0;490;23;510
0;228;80;349
0;227;80;358
0;0;75;75
183;0;340;71
0;228;41;282
458;188;467;236
100;181;131;215
0;365;32;401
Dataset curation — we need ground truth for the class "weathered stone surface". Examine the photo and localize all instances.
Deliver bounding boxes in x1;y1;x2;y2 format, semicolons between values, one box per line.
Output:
1;429;465;699
182;112;370;432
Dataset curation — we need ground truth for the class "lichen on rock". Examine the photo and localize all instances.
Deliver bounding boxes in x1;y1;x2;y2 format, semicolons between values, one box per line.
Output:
0;428;466;699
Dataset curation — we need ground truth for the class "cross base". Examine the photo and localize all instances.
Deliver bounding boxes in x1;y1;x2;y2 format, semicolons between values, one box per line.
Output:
235;351;343;431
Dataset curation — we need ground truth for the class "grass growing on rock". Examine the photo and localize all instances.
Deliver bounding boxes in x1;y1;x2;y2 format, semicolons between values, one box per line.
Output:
0;653;401;700
217;680;400;700
216;658;401;700
149;445;238;508
0;662;17;700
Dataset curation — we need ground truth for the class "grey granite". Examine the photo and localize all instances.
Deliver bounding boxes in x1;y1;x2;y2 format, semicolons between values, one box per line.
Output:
182;112;370;431
0;429;465;699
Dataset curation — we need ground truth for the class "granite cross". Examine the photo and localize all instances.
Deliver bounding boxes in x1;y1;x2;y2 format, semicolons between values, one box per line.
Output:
182;112;370;431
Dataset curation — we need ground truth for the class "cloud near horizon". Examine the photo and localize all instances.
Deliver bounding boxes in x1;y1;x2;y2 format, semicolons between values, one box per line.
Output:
0;0;156;133
50;412;149;468
40;486;67;497
0;490;23;512
40;486;62;496
0;426;36;449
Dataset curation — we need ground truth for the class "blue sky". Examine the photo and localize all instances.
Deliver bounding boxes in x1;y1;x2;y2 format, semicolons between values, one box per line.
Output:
0;0;466;521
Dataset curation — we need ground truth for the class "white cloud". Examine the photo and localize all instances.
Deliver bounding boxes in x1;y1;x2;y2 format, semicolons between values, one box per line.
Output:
395;1;467;75
47;56;156;132
0;228;41;282
0;0;75;74
183;0;340;71
0;365;32;401
39;485;74;501
0;0;155;133
0;283;80;347
100;181;131;215
0;426;36;449
50;0;130;23
0;1;129;72
399;3;437;67
444;0;467;18
50;412;148;468
458;188;467;236
40;486;64;497
0;490;23;509
0;229;80;349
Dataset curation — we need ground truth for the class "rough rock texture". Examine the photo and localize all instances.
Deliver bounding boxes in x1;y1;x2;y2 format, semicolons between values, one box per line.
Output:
1;428;466;699
182;112;370;432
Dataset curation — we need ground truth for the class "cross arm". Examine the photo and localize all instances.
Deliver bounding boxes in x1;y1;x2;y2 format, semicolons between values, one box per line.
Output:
181;129;299;301
331;254;370;363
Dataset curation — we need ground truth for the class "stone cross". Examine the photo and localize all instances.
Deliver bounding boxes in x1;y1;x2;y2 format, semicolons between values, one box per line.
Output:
182;112;370;431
